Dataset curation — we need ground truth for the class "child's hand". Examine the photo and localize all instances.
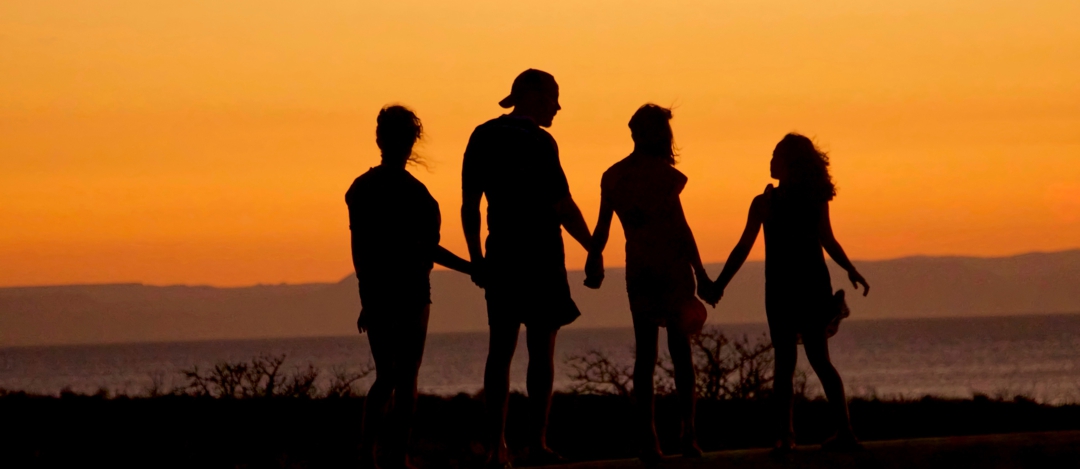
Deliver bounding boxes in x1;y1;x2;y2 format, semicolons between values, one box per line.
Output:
697;280;720;307
848;270;870;296
584;252;604;289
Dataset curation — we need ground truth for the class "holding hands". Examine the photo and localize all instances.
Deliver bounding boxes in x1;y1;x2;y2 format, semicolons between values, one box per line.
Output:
584;252;604;289
698;275;723;307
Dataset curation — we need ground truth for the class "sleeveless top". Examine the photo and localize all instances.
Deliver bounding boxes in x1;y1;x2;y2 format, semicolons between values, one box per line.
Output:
600;154;705;332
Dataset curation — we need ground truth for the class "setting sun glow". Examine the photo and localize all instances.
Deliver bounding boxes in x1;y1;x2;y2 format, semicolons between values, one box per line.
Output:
2;0;1078;286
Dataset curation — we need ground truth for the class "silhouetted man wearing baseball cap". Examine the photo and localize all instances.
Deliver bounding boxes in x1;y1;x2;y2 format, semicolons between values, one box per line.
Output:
461;69;592;468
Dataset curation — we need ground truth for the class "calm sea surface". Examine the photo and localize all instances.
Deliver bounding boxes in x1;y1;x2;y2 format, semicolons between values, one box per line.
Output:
2;315;1079;403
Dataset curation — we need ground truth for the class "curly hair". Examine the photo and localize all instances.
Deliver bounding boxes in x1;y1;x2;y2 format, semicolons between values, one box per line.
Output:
376;105;423;165
628;103;678;165
773;133;836;201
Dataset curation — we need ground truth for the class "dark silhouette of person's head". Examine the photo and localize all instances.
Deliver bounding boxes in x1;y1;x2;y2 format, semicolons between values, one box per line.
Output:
501;69;561;128
628;104;677;165
376;105;423;167
771;133;836;201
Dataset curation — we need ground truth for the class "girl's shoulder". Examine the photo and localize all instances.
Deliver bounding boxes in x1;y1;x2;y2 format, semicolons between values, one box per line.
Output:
754;184;775;201
750;184;775;215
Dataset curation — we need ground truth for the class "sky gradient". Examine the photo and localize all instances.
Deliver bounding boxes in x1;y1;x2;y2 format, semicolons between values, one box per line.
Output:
2;0;1079;286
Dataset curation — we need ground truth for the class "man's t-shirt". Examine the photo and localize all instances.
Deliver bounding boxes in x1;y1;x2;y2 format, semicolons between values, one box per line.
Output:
462;114;570;245
345;165;441;314
461;114;579;327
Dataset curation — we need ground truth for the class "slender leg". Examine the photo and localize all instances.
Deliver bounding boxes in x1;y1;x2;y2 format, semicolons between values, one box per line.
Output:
802;331;856;443
385;306;430;469
771;330;798;450
361;326;396;468
525;325;560;456
484;323;520;466
667;327;700;457
633;323;663;460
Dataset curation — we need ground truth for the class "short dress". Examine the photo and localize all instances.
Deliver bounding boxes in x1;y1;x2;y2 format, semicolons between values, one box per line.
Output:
345;165;441;329
600;154;706;334
461;115;581;329
762;185;835;339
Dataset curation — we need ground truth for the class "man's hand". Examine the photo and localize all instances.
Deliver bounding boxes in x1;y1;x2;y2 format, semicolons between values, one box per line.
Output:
356;314;367;335
584;252;604;289
697;280;720;307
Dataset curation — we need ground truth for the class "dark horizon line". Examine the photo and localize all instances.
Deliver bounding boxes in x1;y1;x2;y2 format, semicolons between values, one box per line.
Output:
3;247;1078;291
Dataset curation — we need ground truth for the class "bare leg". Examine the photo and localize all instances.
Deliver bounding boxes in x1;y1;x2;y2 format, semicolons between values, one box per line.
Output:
633;323;663;460
667;327;700;457
802;331;856;444
384;306;430;469
525;325;560;458
771;330;798;450
361;327;397;468
484;323;520;466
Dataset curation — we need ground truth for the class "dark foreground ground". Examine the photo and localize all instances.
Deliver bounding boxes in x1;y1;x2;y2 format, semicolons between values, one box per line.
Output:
1;393;1078;468
539;431;1080;469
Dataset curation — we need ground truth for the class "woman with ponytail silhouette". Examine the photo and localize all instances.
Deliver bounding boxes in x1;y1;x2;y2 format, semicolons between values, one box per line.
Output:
346;105;471;469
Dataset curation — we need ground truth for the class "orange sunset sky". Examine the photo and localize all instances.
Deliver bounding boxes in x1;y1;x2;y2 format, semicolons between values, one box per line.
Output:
2;0;1079;287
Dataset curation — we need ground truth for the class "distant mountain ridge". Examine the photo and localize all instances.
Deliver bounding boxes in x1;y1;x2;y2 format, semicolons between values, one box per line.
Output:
2;250;1079;347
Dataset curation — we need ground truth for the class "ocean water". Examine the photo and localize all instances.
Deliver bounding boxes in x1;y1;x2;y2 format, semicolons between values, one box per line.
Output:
1;315;1079;403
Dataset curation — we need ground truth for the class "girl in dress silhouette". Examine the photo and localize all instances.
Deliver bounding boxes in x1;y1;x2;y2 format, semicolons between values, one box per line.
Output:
711;133;869;452
345;105;471;469
585;104;715;462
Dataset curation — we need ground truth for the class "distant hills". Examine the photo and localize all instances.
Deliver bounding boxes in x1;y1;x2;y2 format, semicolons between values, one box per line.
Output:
2;250;1079;347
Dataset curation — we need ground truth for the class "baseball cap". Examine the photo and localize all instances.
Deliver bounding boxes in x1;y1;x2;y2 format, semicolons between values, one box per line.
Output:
498;69;558;109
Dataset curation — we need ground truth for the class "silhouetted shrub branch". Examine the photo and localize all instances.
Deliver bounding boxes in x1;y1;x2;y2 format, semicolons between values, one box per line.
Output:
174;355;372;398
565;326;807;401
565;350;634;397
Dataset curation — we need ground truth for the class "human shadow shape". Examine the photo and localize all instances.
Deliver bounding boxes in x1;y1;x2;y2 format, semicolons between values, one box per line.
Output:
460;69;594;468
585;103;714;463
710;132;870;453
345;105;471;468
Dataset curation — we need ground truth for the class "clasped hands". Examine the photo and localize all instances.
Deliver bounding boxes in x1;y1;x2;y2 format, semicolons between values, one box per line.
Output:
584;253;726;308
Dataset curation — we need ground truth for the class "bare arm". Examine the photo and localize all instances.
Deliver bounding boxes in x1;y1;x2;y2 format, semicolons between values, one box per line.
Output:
555;194;592;251
818;202;870;296
584;198;614;289
674;198;709;283
714;195;768;294
673;198;717;305
433;245;471;275
460;189;486;287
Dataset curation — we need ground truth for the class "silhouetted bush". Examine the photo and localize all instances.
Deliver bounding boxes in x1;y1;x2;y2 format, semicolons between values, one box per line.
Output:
565;326;808;400
176;354;372;398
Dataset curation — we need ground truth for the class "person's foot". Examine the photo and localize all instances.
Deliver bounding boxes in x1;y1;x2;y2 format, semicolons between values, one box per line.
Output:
374;451;417;469
770;435;796;456
821;433;864;453
639;447;664;467
486;443;512;469
358;449;381;469
681;438;703;458
525;446;566;466
484;459;513;469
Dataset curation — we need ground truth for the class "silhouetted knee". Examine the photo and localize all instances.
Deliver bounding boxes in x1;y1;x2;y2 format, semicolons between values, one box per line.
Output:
803;338;839;379
367;375;394;402
393;367;420;396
